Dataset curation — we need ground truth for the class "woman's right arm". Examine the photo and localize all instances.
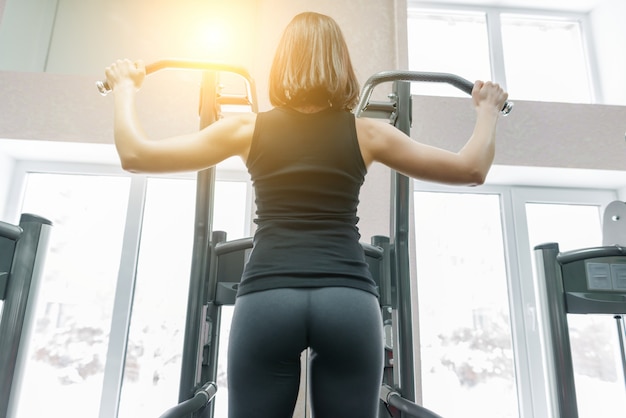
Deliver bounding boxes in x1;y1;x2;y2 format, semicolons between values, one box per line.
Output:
356;80;508;186
106;59;255;174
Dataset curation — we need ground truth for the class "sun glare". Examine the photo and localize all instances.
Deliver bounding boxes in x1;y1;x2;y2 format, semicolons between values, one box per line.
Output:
197;23;229;58
181;9;252;65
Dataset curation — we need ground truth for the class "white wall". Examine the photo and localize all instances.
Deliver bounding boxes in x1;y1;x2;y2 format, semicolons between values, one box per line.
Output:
590;0;626;105
0;150;15;221
0;0;57;71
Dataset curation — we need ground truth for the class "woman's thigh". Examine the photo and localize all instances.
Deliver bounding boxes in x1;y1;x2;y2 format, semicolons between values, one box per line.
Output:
227;288;308;418
308;287;384;418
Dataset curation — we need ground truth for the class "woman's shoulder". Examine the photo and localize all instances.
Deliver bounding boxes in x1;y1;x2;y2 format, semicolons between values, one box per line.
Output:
354;116;394;140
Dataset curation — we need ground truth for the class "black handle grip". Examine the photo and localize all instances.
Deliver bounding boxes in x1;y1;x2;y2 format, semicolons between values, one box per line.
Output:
96;59;255;98
356;70;513;116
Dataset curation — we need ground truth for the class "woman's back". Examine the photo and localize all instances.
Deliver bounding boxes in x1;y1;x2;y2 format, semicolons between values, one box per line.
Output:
239;106;378;297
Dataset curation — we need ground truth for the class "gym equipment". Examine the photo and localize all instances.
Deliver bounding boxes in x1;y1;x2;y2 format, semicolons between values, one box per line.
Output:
96;59;256;105
356;70;510;418
533;201;626;417
0;221;21;300
158;382;217;418
100;60;257;417
602;200;626;247
97;60;510;417
0;214;52;418
97;58;257;417
356;70;514;118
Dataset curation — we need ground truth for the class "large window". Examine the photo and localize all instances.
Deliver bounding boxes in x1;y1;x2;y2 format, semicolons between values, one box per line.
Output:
407;10;492;97
521;194;626;417
407;3;597;103
500;14;592;103
413;183;621;418
5;164;251;418
11;172;131;418
414;191;517;418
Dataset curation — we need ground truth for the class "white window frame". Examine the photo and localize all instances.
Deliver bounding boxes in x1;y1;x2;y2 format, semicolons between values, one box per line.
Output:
412;179;617;417
406;1;603;103
3;158;253;418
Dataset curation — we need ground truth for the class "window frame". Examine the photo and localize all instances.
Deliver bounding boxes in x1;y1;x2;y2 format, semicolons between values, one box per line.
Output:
412;179;617;417
406;1;603;103
3;155;623;418
2;158;253;418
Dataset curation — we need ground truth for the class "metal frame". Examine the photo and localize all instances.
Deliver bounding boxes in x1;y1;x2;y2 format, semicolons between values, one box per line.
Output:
534;242;626;418
357;69;511;418
120;66;499;418
171;69;497;418
172;64;258;418
0;214;52;418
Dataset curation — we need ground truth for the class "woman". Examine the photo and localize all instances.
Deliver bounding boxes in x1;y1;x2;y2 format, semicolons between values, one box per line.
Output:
105;11;507;418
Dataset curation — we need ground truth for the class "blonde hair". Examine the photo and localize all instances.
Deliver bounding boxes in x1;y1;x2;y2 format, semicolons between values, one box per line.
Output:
269;12;360;111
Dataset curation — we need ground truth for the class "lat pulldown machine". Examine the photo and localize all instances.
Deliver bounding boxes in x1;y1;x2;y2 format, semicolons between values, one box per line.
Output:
355;71;511;418
97;63;512;418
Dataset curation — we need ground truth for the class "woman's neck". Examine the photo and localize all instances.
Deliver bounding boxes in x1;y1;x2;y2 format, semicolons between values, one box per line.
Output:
290;103;331;114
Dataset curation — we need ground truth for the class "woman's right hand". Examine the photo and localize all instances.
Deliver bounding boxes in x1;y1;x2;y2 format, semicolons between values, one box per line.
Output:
472;80;508;113
105;59;146;93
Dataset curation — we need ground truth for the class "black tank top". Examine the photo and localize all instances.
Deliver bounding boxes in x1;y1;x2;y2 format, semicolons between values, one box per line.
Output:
239;106;378;297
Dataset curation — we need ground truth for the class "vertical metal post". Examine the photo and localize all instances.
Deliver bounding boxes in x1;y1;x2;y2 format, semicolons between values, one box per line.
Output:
0;223;20;301
615;315;626;391
203;230;227;381
0;214;51;418
390;80;416;408
179;71;219;405
533;243;579;418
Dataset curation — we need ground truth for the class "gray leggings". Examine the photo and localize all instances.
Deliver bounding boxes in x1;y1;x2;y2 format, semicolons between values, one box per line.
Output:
227;287;384;418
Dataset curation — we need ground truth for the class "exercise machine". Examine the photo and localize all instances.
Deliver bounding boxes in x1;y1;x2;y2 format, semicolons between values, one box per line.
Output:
97;63;513;418
99;60;257;417
533;201;626;417
356;71;511;418
0;214;52;418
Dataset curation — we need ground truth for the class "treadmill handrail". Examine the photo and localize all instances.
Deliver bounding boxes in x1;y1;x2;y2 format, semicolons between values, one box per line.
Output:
557;245;626;264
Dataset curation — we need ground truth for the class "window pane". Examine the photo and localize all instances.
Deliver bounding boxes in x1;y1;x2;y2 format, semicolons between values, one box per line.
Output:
526;203;601;252
501;15;591;103
116;178;195;418
526;203;626;417
414;192;519;418
407;11;491;97
11;173;130;418
118;178;249;418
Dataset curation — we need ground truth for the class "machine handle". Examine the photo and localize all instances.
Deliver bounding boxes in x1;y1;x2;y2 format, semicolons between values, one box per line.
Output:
355;70;513;117
0;221;22;241
380;384;445;418
96;59;255;99
157;381;217;418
